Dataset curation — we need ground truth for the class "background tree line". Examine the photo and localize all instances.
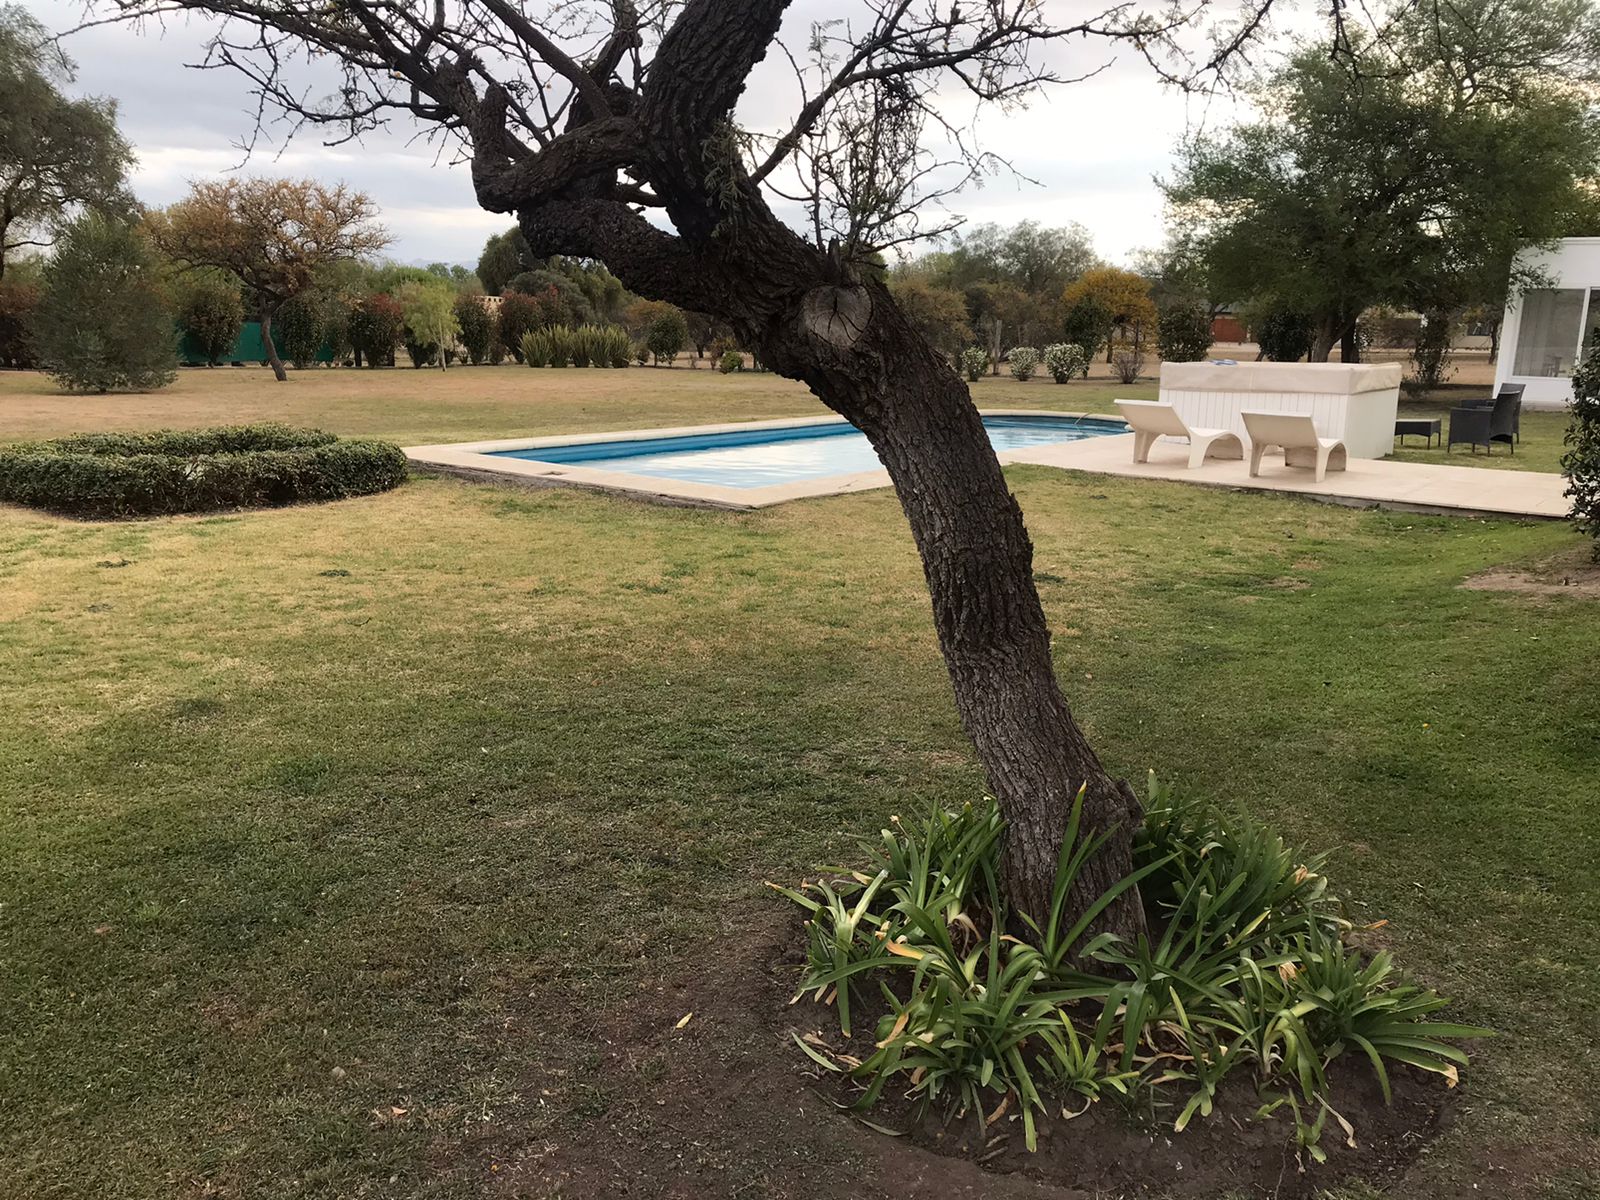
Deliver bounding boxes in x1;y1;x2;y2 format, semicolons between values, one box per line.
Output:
1160;0;1600;382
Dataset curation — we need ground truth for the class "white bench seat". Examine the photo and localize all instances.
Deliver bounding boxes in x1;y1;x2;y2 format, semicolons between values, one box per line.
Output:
1241;410;1348;483
1114;399;1244;469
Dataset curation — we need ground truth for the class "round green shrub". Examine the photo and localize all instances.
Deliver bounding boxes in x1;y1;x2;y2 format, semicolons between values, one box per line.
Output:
717;350;742;374
1042;342;1088;383
0;424;408;518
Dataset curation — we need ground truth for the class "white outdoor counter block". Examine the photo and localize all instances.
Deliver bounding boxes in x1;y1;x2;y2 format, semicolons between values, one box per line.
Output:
1158;361;1403;459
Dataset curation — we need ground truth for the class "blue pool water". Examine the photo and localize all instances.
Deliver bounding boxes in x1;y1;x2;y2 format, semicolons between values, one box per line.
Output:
490;414;1128;489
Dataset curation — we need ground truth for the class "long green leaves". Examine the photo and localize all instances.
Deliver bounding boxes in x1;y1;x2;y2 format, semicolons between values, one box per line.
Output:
776;777;1488;1160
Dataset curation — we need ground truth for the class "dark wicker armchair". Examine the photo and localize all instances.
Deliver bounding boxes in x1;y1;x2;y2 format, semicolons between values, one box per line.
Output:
1458;383;1524;442
1448;387;1520;455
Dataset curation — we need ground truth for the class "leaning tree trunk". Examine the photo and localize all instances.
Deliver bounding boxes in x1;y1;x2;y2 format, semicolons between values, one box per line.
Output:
497;0;1147;937
763;286;1146;929
260;309;288;382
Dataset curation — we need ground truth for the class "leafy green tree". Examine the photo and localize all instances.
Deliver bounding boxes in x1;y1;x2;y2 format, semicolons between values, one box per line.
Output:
1131;233;1223;316
275;292;326;367
320;293;353;364
426;261;478;288
1164;0;1600;360
495;290;543;361
1155;306;1213;362
398;280;460;369
454;292;494;364
924;221;1098;297
348;293;403;367
477;228;526;295
1251;309;1315;362
0;6;135;280
177;275;245;366
1061;295;1112;370
1061;267;1156;363
505;268;594;325
150;177;388;380
33;215;176;392
645;308;688;365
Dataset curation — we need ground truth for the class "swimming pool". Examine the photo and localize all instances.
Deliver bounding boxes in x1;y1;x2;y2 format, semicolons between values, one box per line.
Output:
487;414;1128;489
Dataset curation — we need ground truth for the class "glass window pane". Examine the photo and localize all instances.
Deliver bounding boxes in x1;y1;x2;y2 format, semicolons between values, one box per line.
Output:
1513;288;1585;377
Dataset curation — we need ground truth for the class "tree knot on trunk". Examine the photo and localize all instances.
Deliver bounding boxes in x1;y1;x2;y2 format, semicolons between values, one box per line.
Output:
799;285;872;351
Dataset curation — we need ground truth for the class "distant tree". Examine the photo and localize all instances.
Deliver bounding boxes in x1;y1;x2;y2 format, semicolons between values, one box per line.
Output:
362;263;443;295
33;215;176;392
1061;268;1157;362
176;275;244;366
565;258;628;323
505;268;594;325
929;221;1099;297
424;261;478;288
1131;234;1223;317
682;309;730;361
890;277;972;366
496;290;544;361
150;177;389;380
275;292;325;367
319;293;353;365
1164;0;1600;360
623;298;678;339
0;277;37;367
1061;296;1112;370
1155;305;1214;362
477;227;528;295
398;281;460;369
645;308;688;365
0;7;135;280
963;281;1034;374
454;293;494;364
1252;309;1315;362
348;292;403;368
1405;311;1455;394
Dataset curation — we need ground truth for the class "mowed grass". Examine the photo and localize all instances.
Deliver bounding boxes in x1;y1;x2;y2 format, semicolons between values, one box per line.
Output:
0;367;1596;1199
0;362;1152;445
1;362;1572;475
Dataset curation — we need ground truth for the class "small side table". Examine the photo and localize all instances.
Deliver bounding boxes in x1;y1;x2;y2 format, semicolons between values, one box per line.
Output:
1394;417;1441;448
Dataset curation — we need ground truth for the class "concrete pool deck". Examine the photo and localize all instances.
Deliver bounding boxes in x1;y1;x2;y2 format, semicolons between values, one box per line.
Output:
406;411;1568;519
1014;433;1567;519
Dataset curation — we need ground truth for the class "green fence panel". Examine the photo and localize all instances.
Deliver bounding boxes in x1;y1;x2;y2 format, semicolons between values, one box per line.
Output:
179;321;334;366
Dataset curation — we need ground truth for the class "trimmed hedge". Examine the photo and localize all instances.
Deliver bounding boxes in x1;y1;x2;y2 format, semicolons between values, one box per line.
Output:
0;424;408;518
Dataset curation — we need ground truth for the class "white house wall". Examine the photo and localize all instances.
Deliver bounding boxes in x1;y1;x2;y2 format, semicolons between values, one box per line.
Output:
1496;238;1600;410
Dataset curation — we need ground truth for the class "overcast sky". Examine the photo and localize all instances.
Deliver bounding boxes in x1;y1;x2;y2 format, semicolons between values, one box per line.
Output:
31;1;1284;269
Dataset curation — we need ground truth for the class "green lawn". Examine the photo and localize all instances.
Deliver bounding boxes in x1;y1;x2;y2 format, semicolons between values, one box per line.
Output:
0;367;1595;1198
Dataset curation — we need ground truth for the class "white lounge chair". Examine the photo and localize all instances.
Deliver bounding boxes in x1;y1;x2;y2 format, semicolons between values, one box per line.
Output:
1241;410;1348;483
1114;399;1244;469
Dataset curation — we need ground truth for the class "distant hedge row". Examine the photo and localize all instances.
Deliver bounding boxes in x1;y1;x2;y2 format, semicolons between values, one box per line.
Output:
0;424;408;518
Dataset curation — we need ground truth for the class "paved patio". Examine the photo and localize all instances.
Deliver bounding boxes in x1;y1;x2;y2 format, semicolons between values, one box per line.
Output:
1013;432;1567;519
